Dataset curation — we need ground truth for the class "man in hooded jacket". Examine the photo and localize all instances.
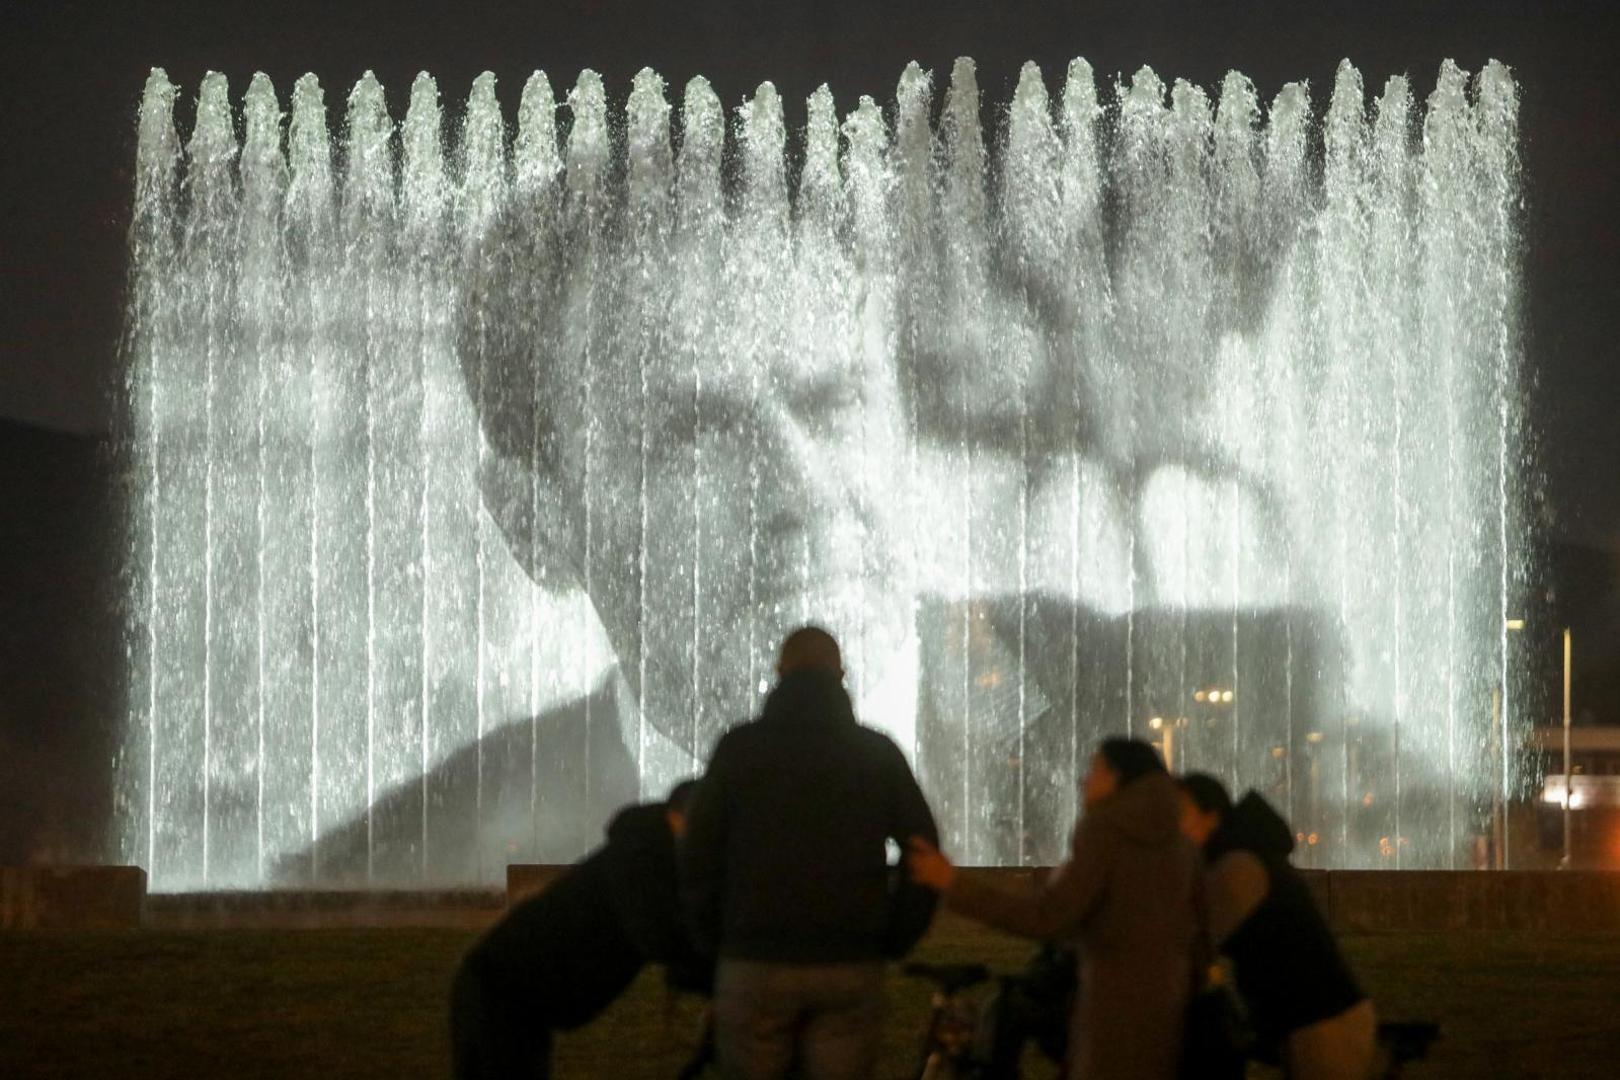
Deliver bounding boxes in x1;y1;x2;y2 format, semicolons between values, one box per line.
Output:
680;626;939;1080
450;780;709;1080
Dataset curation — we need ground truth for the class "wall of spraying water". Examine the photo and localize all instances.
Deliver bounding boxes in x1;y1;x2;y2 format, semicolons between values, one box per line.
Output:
119;57;1526;889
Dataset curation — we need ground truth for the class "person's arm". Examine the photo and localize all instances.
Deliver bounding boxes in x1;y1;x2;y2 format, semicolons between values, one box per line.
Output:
945;814;1113;942
1205;850;1269;945
883;740;941;957
678;740;731;959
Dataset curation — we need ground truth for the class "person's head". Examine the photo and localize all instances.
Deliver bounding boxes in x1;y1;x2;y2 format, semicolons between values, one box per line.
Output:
1083;737;1166;808
665;778;701;838
1178;772;1232;847
776;625;843;679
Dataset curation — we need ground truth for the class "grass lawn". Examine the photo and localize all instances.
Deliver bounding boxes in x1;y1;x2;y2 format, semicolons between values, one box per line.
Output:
2;921;1617;1078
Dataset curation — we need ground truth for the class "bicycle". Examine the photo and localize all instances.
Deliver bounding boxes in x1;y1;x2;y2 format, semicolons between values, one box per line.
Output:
672;963;1037;1080
685;965;1436;1079
673;971;1035;1080
904;961;997;1080
901;957;1437;1080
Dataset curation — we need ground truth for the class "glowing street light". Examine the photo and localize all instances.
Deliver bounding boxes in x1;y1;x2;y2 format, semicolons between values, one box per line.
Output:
1492;617;1525;869
1563;627;1573;869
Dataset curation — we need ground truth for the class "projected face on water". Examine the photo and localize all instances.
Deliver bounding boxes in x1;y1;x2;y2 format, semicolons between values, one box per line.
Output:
461;64;1311;865
472;224;916;762
470;81;924;784
120;57;1526;887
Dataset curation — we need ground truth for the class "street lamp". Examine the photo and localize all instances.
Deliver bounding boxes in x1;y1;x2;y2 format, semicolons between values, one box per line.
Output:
1562;627;1573;870
1493;617;1526;870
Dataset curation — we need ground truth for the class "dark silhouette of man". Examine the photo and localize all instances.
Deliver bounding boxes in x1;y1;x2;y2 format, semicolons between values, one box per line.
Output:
450;780;709;1080
681;627;939;1080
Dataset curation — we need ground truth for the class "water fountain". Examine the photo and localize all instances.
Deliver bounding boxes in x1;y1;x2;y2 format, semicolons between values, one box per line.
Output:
118;56;1526;889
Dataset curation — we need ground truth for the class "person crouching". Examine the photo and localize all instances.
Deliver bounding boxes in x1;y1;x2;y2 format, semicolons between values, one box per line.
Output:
1178;774;1377;1080
450;780;709;1080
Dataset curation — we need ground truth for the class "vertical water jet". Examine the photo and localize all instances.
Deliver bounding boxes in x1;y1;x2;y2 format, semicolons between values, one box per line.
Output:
119;58;1529;884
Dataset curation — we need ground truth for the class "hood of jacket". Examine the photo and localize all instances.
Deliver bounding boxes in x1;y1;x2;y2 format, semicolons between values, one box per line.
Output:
760;669;856;726
1208;790;1296;861
1090;769;1183;847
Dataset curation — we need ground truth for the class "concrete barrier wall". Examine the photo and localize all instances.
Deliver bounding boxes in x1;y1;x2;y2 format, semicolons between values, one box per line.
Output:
144;888;503;929
947;868;1620;934
506;864;571;906
1;866;145;929
510;865;1620;932
1324;871;1620;933
5;866;1619;931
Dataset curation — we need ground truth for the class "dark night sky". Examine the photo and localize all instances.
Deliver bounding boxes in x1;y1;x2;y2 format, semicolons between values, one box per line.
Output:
2;0;1617;545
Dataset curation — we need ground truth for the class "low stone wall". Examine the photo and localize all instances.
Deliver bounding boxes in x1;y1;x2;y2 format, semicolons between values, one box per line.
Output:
144;888;503;929
1;866;145;929
1297;869;1332;913
1324;871;1620;933
506;864;1619;932
945;867;1620;933
508;861;1620;939
923;867;1046;936
5;865;1619;932
505;864;571;906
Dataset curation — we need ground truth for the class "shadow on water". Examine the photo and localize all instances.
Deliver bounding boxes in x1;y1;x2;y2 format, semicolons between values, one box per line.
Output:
912;595;1457;869
273;678;638;888
276;592;1467;883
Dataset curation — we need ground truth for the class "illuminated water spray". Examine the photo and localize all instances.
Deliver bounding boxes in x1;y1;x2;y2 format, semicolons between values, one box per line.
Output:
120;58;1526;889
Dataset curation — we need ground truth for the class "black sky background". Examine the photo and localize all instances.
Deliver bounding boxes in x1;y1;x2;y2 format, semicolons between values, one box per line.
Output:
2;1;1617;546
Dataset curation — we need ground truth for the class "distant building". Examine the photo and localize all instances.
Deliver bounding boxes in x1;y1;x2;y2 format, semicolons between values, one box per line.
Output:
1531;725;1620;869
